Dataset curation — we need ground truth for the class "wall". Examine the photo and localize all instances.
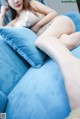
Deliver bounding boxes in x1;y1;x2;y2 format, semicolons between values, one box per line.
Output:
46;0;79;14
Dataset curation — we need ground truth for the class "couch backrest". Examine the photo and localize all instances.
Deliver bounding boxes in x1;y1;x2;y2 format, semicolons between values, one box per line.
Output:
0;0;47;95
0;37;30;95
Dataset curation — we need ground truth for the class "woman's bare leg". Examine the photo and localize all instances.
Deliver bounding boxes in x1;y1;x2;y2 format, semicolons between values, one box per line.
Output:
35;15;80;110
59;32;80;50
36;36;80;110
66;107;80;119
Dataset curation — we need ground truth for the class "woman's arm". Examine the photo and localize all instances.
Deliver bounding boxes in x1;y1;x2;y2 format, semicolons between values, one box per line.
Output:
0;14;5;26
30;1;58;28
0;6;16;27
0;6;9;26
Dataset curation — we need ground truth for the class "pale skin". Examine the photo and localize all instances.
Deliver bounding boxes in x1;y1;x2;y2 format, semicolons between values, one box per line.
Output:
0;0;80;115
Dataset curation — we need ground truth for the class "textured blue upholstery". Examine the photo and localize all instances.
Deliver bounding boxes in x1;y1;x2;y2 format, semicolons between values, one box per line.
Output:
5;43;80;119
5;58;70;119
0;27;46;68
0;37;29;95
0;91;8;112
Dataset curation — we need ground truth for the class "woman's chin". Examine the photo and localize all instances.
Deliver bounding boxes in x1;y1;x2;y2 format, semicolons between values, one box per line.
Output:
16;7;22;11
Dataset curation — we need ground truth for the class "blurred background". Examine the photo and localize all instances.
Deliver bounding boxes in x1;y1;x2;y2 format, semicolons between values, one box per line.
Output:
46;0;79;14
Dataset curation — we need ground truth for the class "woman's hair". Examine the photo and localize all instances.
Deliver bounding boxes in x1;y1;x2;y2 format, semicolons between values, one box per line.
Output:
6;0;31;19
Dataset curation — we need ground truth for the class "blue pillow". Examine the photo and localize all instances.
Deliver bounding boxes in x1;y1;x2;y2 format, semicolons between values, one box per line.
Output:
0;27;46;68
0;91;8;112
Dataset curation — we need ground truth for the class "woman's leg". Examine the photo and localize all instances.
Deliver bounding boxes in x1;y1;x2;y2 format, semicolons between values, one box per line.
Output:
66;107;80;119
59;32;80;50
36;35;80;110
35;15;80;110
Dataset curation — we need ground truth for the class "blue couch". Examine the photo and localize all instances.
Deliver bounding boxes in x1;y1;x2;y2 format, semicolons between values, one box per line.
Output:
0;0;80;119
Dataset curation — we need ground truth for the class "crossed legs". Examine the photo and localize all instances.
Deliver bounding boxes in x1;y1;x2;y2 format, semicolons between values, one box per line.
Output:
35;15;80;110
60;32;80;50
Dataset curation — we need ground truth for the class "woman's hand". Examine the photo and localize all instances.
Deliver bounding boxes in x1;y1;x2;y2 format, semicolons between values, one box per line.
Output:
31;24;40;33
0;6;9;17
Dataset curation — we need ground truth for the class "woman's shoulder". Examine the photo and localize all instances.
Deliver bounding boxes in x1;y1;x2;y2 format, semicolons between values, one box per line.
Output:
30;0;40;6
30;1;42;11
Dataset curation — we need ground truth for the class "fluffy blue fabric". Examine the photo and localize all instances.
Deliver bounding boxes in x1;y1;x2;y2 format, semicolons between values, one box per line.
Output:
0;91;8;112
0;27;46;68
6;58;70;119
5;43;80;119
0;37;29;95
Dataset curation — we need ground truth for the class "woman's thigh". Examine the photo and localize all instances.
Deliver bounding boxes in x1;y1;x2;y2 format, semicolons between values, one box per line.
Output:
39;15;75;38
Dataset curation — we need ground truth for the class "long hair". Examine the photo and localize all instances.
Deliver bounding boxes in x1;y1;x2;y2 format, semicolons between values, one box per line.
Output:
6;0;30;19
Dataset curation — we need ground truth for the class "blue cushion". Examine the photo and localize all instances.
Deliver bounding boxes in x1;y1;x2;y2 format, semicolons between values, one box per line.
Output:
6;45;80;119
5;44;80;119
0;91;8;112
0;36;29;95
0;27;46;68
6;58;70;119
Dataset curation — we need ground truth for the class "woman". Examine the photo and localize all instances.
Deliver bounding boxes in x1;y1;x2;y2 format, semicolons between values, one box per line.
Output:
0;0;80;50
35;33;80;118
0;0;80;118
